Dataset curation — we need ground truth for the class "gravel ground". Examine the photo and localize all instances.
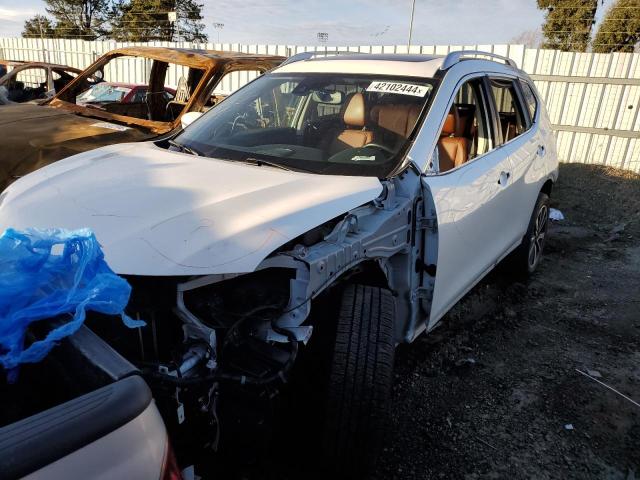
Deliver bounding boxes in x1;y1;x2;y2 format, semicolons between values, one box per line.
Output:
219;162;639;480
375;163;640;479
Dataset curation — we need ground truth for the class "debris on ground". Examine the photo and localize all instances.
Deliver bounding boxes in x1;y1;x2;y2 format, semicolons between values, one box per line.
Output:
375;164;640;480
576;369;640;409
549;207;565;221
455;357;477;367
222;163;639;479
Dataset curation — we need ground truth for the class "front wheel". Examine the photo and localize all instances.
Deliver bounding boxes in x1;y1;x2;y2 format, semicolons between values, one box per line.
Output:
509;192;550;277
322;284;395;478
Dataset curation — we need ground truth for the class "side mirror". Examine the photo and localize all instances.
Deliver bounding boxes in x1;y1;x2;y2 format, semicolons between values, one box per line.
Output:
181;111;203;129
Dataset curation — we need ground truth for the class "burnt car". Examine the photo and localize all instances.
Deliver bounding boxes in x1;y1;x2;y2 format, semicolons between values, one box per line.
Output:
0;62;83;104
76;82;176;107
0;59;25;78
0;47;284;191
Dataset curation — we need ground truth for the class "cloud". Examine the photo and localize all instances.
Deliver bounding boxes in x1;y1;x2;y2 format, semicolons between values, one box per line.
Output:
0;6;39;20
198;0;545;46
0;5;41;36
0;0;546;46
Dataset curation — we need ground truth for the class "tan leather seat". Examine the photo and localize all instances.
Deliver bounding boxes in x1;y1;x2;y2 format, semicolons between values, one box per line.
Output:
370;104;422;139
454;104;475;138
327;93;374;155
438;111;469;172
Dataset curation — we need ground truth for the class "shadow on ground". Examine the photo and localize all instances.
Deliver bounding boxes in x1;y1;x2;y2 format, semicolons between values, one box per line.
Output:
219;163;640;480
375;163;640;480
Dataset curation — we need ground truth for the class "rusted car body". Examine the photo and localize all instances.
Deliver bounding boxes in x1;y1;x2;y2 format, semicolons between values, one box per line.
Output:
0;47;284;191
0;59;24;77
0;62;83;104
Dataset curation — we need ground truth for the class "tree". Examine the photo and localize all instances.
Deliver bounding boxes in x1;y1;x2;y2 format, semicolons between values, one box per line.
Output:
510;29;544;48
22;15;56;38
592;0;640;53
109;0;207;42
537;0;599;51
22;0;110;39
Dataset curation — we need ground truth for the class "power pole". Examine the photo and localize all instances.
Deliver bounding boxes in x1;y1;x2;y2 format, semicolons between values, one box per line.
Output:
213;23;225;44
38;18;48;63
408;0;416;48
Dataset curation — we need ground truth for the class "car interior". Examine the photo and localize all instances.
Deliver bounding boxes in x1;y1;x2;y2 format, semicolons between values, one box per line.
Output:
60;56;205;123
51;68;77;93
0;66;78;104
210;85;430;167
491;78;527;144
437;79;491;172
2;67;48;103
436;78;528;173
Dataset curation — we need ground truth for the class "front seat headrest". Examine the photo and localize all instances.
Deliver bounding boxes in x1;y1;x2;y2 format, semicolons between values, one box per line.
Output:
441;113;456;136
343;92;366;128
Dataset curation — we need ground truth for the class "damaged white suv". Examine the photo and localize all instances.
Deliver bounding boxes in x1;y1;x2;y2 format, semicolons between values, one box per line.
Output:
0;51;558;477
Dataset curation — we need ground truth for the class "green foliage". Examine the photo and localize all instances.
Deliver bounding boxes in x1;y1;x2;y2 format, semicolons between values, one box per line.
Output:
22;15;55;38
22;0;206;42
108;0;207;42
592;0;640;53
537;0;599;51
22;0;108;39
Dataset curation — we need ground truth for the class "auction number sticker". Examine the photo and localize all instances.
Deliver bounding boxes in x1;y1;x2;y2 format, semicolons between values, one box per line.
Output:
366;81;428;97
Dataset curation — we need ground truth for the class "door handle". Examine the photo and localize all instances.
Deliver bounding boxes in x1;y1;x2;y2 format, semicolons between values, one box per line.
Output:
537;145;546;156
498;171;511;186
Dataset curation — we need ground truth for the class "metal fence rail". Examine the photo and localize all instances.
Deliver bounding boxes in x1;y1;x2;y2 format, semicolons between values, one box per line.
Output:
1;38;639;172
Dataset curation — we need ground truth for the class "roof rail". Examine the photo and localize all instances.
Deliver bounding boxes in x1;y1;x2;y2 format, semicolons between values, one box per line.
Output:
440;50;517;70
280;50;366;67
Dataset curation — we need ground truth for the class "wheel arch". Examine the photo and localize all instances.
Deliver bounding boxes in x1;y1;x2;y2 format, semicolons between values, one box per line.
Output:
541;178;553;197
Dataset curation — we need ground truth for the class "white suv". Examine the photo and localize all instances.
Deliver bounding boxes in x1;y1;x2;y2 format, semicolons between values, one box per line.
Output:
0;51;558;477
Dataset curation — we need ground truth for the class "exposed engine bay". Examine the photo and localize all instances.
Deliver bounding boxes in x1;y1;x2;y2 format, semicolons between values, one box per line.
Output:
80;169;434;471
86;269;301;468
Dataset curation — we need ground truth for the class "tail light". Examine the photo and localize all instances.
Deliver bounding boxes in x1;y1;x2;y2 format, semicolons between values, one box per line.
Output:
160;438;182;480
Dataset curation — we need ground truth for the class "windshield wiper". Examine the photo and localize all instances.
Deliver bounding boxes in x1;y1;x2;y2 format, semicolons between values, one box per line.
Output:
241;157;293;171
168;139;201;156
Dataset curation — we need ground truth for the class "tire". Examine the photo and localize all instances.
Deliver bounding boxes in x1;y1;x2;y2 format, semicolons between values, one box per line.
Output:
509;192;550;277
322;284;395;478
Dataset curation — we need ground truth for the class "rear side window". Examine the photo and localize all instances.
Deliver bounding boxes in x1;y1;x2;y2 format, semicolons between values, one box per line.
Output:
519;80;538;123
489;78;528;143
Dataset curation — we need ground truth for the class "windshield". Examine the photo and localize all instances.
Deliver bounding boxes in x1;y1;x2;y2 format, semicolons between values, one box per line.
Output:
77;83;132;104
174;73;435;177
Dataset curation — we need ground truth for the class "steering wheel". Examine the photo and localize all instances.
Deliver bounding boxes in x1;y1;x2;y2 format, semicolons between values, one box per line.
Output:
231;114;249;134
362;143;395;155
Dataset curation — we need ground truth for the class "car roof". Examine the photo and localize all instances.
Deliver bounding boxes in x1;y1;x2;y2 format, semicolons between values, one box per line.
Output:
106;47;285;70
273;51;522;79
275;53;446;78
7;62;82;72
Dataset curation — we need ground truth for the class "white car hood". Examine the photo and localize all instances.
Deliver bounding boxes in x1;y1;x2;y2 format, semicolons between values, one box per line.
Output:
0;142;383;275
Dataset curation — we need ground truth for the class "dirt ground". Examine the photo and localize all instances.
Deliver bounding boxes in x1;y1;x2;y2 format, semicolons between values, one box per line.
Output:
375;163;640;479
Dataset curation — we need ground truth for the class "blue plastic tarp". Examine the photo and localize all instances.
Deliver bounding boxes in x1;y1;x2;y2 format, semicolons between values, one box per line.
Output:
0;228;144;382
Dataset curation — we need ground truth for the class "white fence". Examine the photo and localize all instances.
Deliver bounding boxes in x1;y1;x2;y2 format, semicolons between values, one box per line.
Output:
1;38;639;173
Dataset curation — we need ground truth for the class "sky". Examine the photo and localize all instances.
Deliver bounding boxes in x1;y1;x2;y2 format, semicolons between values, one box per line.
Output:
0;0;614;46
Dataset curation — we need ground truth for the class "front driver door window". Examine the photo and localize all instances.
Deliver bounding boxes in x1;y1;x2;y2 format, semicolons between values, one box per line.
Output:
422;75;516;329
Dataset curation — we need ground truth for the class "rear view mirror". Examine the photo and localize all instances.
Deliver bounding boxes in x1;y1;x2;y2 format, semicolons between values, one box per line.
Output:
311;90;344;104
181;111;203;129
